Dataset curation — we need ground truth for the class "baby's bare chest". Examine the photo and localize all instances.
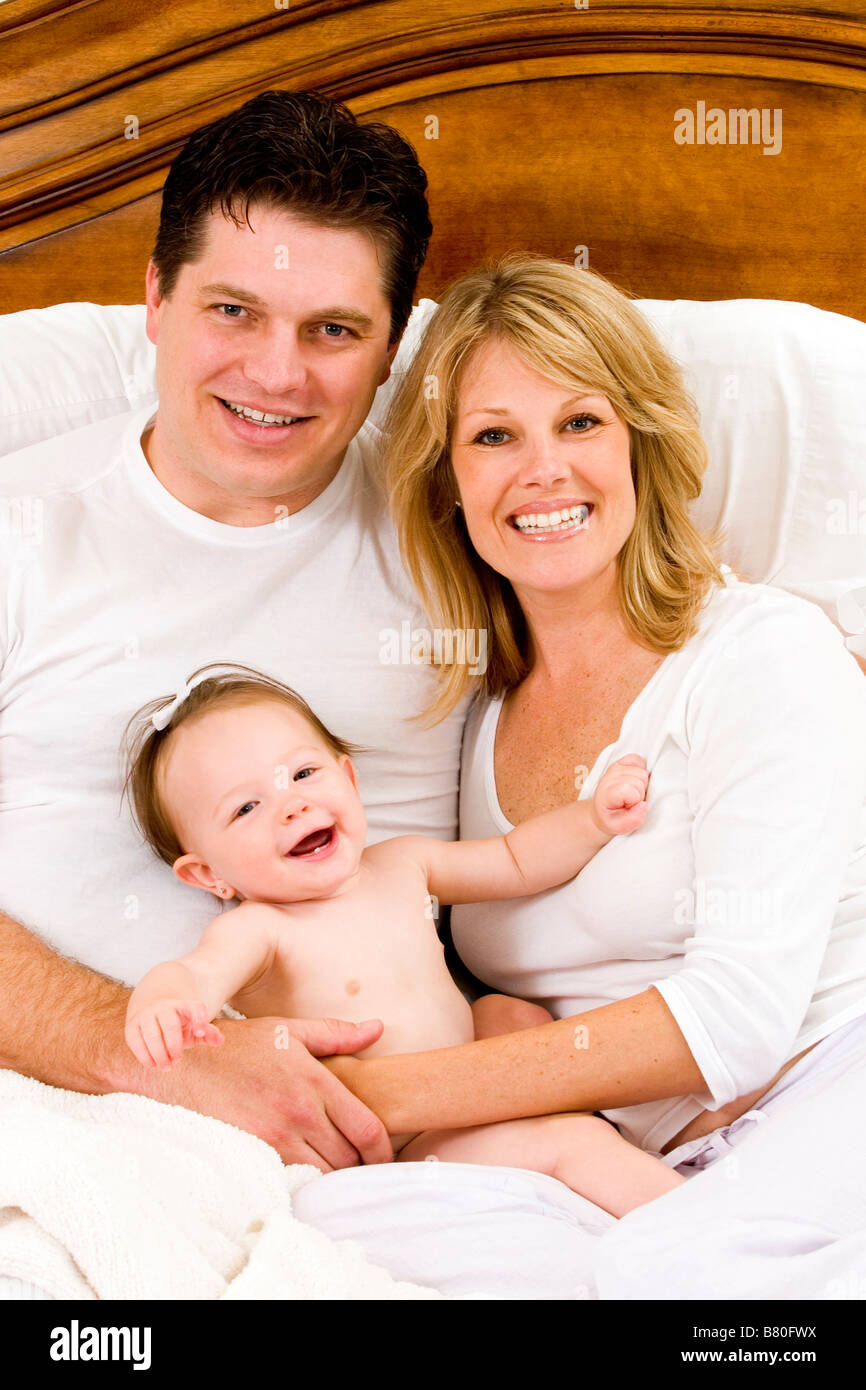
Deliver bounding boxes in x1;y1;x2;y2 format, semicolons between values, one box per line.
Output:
233;853;447;1018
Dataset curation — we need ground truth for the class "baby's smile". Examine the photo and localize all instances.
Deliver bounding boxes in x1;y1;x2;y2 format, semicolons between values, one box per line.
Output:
160;699;367;904
285;824;339;860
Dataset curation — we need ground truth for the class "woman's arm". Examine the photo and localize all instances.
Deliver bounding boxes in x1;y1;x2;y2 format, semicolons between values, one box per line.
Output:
326;985;706;1133
331;598;866;1134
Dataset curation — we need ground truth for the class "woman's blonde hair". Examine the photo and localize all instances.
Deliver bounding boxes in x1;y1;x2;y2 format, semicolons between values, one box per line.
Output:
122;663;366;867
383;255;726;726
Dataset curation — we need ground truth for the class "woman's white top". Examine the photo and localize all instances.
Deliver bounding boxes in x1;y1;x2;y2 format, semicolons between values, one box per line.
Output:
452;572;866;1153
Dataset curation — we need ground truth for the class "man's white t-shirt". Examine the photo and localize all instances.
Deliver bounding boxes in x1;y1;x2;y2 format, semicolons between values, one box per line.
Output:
0;402;469;985
453;573;866;1154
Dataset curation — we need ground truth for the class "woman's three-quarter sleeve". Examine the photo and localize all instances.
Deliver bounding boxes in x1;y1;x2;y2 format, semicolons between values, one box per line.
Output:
652;597;866;1107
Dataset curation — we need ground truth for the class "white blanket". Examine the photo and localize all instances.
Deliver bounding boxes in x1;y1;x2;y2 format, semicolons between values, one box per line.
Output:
0;1071;440;1300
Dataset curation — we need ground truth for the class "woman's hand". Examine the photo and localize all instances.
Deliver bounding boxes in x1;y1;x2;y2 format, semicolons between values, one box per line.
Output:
591;754;649;836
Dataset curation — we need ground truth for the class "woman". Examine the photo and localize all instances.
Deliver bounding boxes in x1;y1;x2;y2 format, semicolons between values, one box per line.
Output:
299;257;866;1298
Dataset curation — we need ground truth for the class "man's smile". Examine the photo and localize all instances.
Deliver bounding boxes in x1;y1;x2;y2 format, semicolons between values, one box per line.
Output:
220;398;311;427
216;395;315;442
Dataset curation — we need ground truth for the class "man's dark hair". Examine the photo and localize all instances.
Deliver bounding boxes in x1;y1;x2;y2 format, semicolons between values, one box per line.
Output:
151;89;432;343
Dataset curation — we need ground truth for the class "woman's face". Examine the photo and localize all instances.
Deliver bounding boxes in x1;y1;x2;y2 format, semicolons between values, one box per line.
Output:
449;337;636;603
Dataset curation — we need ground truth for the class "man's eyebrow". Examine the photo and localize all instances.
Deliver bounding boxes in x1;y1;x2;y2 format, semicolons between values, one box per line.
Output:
198;285;375;331
313;306;375;331
462;394;602;419
199;282;267;307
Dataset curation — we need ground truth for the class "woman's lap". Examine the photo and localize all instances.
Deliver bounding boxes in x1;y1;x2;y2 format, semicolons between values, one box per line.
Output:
291;1159;614;1300
595;1011;866;1299
297;1012;866;1300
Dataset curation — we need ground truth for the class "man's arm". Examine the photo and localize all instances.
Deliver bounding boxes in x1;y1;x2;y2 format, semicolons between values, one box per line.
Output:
0;911;133;1092
0;910;392;1169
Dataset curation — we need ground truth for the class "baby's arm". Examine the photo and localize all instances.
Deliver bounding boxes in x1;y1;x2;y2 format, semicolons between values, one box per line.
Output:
124;905;279;1069
404;755;649;905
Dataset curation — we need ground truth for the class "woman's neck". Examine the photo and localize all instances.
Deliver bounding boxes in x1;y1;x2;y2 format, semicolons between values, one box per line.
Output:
514;570;630;685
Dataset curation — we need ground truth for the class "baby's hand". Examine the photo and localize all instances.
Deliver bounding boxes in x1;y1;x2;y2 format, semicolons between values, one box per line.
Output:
591;754;649;836
125;999;224;1070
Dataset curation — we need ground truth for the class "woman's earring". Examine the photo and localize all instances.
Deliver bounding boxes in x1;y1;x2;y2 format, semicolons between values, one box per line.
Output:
455;500;462;510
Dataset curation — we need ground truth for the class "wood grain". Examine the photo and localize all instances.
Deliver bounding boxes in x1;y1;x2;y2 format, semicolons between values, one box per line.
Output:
1;2;864;318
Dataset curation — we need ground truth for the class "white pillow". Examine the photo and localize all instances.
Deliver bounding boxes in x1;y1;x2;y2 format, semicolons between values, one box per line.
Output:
1;296;864;650
0;303;156;452
638;298;866;649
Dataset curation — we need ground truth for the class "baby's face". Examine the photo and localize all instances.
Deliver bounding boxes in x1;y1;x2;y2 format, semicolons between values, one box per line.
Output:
160;699;367;903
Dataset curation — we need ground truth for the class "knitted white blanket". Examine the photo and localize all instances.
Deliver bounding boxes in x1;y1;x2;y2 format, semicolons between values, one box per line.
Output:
0;1071;440;1300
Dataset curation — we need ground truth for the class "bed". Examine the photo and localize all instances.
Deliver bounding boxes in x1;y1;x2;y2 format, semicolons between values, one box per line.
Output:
3;0;865;658
1;0;866;1300
2;0;866;316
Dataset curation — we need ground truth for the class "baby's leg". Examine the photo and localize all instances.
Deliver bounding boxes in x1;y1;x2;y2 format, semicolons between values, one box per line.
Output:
455;996;684;1213
471;993;553;1039
397;1113;685;1218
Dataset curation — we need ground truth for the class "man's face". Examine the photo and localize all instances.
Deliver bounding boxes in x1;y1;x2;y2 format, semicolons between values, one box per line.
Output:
143;204;398;524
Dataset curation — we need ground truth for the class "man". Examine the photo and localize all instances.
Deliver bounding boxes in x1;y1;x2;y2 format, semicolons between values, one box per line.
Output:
0;89;466;1174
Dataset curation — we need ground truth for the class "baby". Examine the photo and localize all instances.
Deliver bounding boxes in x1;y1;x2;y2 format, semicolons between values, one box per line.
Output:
123;663;685;1217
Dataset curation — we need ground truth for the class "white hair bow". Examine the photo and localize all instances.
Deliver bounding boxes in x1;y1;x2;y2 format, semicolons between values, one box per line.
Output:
151;680;191;732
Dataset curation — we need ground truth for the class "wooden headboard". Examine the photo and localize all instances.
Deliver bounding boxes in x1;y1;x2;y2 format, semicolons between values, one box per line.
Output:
2;0;865;320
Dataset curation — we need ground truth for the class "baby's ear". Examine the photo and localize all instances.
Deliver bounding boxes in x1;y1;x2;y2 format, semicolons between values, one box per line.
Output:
338;754;358;793
173;853;224;898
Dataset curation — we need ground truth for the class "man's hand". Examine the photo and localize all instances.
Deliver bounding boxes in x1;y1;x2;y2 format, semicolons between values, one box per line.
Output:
130;1014;392;1171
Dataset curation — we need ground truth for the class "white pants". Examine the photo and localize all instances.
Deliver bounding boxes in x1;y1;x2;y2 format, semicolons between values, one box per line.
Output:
295;1011;866;1300
595;1010;866;1299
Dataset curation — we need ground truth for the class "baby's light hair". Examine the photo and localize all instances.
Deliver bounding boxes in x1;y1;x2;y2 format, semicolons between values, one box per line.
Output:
122;662;367;867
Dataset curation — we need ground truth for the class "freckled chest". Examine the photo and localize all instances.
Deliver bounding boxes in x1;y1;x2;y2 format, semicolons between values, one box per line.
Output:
494;652;666;826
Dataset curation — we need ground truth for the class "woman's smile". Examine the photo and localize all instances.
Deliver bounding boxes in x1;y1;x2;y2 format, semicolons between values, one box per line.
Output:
450;338;634;592
507;502;593;539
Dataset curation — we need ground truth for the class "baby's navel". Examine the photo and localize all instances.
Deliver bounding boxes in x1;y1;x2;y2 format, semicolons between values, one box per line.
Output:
345;979;361;996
